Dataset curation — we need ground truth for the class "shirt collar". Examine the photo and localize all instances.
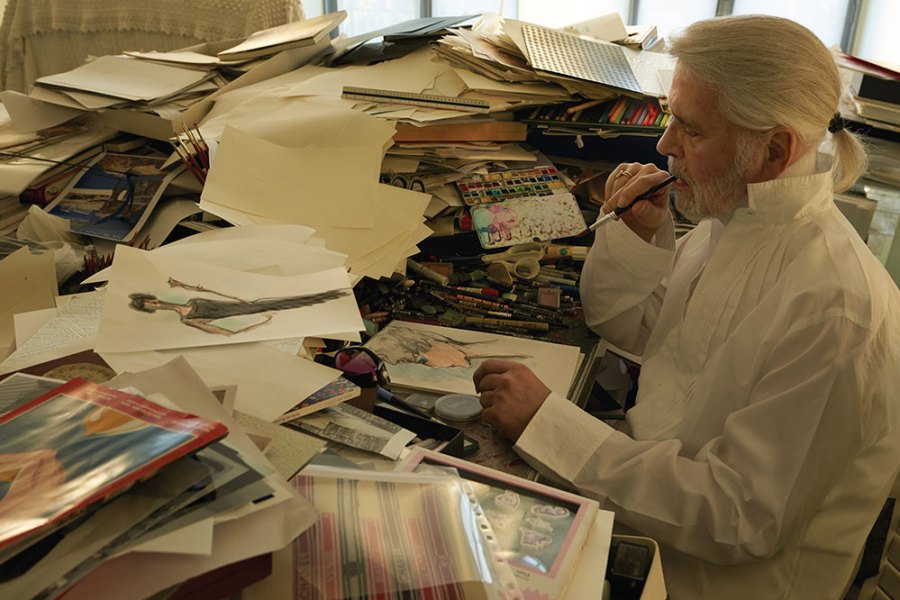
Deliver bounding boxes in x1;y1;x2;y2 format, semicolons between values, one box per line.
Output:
735;152;834;224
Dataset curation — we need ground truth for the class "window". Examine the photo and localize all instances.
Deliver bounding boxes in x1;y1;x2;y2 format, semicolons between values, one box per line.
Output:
731;0;851;49
301;0;894;65
854;0;900;65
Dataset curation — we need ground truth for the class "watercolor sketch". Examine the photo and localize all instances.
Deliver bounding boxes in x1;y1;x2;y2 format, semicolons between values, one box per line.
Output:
470;193;587;249
364;320;581;396
95;245;363;353
129;277;348;336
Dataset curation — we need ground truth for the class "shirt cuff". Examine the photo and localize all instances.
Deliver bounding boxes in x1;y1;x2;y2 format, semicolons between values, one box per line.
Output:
514;392;615;482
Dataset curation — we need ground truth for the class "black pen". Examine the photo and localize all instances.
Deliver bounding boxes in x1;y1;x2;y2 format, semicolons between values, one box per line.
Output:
589;175;678;231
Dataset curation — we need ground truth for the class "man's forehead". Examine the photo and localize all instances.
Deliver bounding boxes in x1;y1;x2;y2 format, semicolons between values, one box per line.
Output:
669;65;725;127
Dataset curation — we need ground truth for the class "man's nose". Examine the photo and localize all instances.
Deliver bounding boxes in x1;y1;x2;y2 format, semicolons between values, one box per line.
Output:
656;124;680;158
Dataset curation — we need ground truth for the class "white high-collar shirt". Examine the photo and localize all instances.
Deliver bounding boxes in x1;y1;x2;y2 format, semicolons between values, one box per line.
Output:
515;158;900;599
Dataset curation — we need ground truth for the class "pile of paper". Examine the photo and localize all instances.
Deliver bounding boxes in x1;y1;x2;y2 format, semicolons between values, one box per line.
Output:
0;358;321;599
0;104;115;235
434;14;672;99
0;224;367;423
31;55;224;114
198;102;433;281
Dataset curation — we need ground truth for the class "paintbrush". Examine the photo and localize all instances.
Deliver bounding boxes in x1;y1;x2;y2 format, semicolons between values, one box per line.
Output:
589;175;678;231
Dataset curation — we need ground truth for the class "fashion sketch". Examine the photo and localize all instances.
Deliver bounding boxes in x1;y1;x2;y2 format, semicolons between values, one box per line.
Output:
364;320;581;396
367;323;528;369
129;277;349;336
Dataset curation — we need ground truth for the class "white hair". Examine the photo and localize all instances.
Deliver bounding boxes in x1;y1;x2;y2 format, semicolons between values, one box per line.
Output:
668;15;867;191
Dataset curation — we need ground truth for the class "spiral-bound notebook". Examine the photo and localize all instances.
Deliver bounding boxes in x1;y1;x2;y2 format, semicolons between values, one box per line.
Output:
522;24;643;94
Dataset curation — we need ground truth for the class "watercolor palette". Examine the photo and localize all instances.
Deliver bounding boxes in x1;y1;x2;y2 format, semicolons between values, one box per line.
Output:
455;166;568;206
470;192;587;249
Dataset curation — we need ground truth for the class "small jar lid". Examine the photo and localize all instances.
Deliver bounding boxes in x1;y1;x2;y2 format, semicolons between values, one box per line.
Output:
434;394;483;422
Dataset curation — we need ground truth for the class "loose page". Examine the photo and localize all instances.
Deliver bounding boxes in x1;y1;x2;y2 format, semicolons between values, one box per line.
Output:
95;245;363;352
201;126;379;228
100;342;343;422
35;56;213;102
0;248;57;361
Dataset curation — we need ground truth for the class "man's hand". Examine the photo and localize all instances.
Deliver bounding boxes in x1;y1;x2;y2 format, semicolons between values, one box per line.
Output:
473;359;552;442
604;163;673;242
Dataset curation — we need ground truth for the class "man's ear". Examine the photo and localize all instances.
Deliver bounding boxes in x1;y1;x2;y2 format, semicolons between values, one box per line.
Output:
757;126;799;181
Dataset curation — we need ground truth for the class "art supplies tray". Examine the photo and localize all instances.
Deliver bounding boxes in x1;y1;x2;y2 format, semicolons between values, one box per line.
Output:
520;97;669;132
470;192;587;249
455;166;567;206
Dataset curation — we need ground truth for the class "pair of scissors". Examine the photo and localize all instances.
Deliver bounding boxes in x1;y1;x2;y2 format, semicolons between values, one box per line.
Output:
481;242;544;280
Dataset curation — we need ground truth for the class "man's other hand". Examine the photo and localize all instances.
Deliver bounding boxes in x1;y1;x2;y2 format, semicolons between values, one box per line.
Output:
473;359;551;442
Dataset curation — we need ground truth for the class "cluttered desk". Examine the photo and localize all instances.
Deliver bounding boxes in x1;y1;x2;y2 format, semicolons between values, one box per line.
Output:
0;7;710;600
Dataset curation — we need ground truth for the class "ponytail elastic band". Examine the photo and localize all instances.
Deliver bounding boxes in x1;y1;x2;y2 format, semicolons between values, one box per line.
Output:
828;113;845;134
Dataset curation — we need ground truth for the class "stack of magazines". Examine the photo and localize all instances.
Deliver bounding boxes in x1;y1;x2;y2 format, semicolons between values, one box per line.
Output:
0;361;314;599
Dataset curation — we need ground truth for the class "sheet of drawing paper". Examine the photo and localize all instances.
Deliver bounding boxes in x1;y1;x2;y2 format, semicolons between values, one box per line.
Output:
0;90;84;132
282;46;450;98
12;307;57;348
101;342;342;421
0;247;57;360
0;292;106;375
314;183;429;273
131;197;203;250
365;320;581;397
350;223;432;280
201;126;379;228
130;517;214;556
35;55;211;102
84;239;348;284
200;94;396;151
169;223;318;246
95;245;363;352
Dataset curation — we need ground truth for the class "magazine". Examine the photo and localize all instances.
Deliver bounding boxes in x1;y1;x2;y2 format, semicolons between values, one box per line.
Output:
45;152;183;243
0;378;228;550
274;375;360;424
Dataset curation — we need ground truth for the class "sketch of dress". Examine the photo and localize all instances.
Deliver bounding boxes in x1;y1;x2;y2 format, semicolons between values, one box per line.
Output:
129;277;348;336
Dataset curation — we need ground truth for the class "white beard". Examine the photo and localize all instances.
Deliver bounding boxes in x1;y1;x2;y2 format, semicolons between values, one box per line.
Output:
668;135;763;221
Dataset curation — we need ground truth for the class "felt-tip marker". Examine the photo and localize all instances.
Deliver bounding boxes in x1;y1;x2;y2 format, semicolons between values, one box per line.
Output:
588;175;678;231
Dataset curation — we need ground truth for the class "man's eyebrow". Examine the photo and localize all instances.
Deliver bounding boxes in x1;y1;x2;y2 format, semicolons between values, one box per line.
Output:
670;111;700;131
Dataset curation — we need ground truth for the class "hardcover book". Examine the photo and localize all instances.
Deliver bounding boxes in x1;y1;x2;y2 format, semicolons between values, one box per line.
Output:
0;378;228;550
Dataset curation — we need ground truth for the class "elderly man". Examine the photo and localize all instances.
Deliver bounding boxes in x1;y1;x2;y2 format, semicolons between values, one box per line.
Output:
474;15;900;599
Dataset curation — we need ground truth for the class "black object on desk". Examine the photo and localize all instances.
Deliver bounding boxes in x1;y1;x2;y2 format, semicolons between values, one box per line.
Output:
372;403;465;458
607;538;655;600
